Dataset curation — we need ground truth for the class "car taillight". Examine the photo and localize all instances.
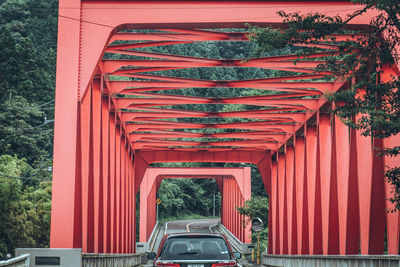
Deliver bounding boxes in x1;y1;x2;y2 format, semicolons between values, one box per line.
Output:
155;261;180;267
211;262;236;267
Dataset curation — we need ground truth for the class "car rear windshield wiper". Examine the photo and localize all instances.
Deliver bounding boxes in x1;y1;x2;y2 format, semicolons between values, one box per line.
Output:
177;252;198;255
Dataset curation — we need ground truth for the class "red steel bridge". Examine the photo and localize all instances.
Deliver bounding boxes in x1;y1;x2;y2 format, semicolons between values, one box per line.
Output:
51;0;400;256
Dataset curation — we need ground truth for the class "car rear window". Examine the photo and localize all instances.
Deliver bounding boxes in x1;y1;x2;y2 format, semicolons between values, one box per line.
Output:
159;236;232;260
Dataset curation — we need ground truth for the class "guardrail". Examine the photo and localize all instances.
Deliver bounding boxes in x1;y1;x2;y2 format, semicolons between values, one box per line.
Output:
136;221;161;253
82;253;143;267
148;221;160;252
0;254;29;267
262;254;400;267
211;223;246;253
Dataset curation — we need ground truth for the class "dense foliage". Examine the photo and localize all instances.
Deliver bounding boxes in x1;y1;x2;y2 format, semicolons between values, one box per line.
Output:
0;0;57;258
249;1;400;209
236;196;269;251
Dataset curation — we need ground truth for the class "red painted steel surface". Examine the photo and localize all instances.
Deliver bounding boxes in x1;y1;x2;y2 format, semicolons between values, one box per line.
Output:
51;0;399;255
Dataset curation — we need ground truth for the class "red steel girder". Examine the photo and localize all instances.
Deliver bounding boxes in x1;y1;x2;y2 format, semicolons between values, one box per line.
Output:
113;96;319;109
124;121;296;133
119;109;306;122
129;131;286;142
105;75;330;93
132;140;278;150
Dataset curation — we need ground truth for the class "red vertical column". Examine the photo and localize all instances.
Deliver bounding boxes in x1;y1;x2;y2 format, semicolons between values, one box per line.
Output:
92;78;102;253
220;178;223;225
314;119;323;255
356;116;385;254
223;179;227;231
328;116;339;254
306;126;322;254
271;159;279;254
236;183;240;240
100;92;109;253
228;177;234;236
356;122;372;255
295;136;309;254
126;148;131;253
132;161;136;253
382;65;400;255
226;178;229;231
129;149;133;253
385;134;400;254
285;146;297;254
370;137;385;254
147;178;157;240
132;156;136;253
231;179;234;237
319;113;339;254
50;0;81;249
229;178;233;234
80;88;91;252
139;171;148;243
126;145;130;252
71;101;82;249
319;114;331;254
345;127;361;254
335;115;349;255
109;111;116;253
120;139;126;253
234;182;237;239
115;122;121;252
335;116;359;255
122;133;127;253
277;154;286;254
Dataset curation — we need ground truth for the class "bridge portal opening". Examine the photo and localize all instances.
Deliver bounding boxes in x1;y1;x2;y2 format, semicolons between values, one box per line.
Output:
156;177;221;220
138;166;254;244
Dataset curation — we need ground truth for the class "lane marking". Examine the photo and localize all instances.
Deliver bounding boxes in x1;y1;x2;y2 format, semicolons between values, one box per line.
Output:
186;222;195;232
186;220;219;232
165;221;169;234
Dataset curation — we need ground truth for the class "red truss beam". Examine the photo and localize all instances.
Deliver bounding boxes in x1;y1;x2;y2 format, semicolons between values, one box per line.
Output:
129;131;286;142
109;31;361;43
113;96;319;109
105;75;331;93
100;27;349;152
119;110;306;122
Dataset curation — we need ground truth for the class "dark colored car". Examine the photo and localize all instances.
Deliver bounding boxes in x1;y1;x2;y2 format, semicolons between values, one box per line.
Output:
147;233;242;267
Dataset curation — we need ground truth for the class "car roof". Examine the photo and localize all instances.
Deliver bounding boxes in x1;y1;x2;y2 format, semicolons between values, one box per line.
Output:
165;232;225;238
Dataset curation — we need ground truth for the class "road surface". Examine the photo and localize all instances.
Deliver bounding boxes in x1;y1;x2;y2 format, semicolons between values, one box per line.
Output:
165;218;220;233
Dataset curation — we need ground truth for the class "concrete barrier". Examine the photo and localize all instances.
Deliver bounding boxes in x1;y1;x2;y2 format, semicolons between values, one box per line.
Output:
82;253;143;267
262;254;400;267
211;223;253;254
16;248;81;267
137;221;160;253
0;254;29;267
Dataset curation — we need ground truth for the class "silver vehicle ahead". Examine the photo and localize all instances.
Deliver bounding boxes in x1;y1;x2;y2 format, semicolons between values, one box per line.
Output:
147;233;242;267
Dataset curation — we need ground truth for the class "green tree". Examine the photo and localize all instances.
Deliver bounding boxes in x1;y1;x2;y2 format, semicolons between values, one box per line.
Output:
236;196;269;251
0;155;51;258
248;1;400;209
0;96;53;165
0;155;32;258
236;196;268;227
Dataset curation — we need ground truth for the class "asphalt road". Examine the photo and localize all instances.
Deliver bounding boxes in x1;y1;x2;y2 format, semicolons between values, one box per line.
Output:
165;218;220;233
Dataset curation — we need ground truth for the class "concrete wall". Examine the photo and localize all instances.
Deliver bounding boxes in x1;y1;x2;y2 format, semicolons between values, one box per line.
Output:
16;248;81;267
262;254;400;267
82;253;142;267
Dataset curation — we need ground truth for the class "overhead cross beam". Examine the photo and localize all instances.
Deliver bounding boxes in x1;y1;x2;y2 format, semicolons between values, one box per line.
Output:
100;27;348;152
